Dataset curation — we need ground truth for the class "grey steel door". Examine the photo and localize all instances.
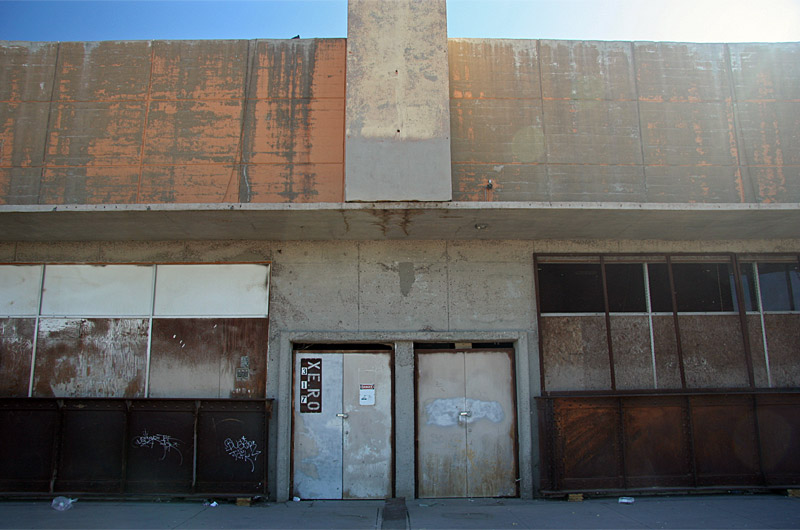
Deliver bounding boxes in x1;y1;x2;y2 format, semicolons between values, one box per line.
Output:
293;351;392;499
416;349;518;497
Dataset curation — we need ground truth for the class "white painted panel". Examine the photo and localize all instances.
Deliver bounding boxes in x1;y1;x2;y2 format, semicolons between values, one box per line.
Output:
0;265;43;316
416;351;468;498
342;353;392;499
154;264;269;316
293;353;343;499
40;265;154;317
465;351;517;497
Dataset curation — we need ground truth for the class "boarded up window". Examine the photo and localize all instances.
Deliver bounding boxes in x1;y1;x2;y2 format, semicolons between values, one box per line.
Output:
0;263;269;398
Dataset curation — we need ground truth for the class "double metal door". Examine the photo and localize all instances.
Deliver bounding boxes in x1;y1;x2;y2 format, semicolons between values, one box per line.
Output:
416;349;518;497
293;352;392;499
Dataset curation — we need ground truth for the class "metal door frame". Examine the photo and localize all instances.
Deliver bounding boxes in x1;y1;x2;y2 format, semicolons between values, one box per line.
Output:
290;346;396;499
414;346;520;498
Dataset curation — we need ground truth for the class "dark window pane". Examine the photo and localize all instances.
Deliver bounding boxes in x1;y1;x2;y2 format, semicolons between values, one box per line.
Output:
671;263;735;312
605;264;646;312
537;264;604;313
647;263;673;312
758;262;800;311
736;263;758;312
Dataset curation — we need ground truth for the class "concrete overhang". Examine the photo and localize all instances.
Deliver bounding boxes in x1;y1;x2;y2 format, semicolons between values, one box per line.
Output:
1;202;799;242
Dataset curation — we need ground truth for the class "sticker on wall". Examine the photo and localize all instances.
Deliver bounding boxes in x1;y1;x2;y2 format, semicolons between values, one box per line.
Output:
359;384;375;406
299;358;322;413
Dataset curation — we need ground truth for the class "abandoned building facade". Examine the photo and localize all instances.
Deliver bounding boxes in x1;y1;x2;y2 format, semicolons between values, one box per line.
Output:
1;0;799;501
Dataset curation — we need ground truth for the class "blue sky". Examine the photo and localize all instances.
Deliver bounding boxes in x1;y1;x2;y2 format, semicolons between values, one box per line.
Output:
1;0;800;43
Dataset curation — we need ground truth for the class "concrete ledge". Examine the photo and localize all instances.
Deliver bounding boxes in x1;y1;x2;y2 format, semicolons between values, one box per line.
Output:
1;201;798;241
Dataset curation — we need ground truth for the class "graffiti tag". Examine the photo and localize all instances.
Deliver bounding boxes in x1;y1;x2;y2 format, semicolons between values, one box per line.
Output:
134;430;183;465
224;436;261;472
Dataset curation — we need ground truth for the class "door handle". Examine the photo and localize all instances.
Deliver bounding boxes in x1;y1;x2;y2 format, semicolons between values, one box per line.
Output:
459;411;471;417
336;413;348;418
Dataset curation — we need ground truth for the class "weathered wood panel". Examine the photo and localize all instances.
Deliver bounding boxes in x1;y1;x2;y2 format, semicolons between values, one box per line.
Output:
541;316;611;392
610;315;654;390
0;318;34;397
763;314;800;388
678;315;750;388
148;318;268;399
33;318;148;398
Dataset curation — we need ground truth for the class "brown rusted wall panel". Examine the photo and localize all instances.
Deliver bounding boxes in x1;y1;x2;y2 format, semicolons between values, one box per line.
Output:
0;38;344;205
609;316;654;390
148;318;268;399
553;398;622;489
763;314;800;388
54;41;152;101
651;316;683;389
690;395;760;485
0;42;58;102
757;394;800;484
0;318;34;397
678;315;750;389
32;318;148;398
541;316;611;392
623;398;692;488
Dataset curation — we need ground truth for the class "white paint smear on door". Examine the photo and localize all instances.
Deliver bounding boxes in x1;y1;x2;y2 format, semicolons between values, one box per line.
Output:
425;398;504;427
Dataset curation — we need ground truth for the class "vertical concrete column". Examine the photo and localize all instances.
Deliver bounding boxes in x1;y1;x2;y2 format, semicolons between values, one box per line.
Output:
345;0;452;201
393;340;415;497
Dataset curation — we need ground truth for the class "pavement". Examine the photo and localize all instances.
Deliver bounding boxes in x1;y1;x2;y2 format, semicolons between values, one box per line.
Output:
0;494;799;529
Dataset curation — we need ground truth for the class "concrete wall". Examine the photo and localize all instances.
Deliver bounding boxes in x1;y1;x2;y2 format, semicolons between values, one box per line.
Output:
0;39;345;205
3;237;799;499
344;0;452;201
450;39;800;204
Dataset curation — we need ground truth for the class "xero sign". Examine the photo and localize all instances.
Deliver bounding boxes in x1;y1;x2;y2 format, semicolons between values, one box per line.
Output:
299;358;322;413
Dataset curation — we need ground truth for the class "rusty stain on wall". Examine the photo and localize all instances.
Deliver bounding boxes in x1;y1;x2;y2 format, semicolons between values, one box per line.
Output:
32;318;148;398
0;318;34;397
148;318;268;399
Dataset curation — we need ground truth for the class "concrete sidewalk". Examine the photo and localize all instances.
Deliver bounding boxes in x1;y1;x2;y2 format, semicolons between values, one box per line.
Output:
0;494;799;529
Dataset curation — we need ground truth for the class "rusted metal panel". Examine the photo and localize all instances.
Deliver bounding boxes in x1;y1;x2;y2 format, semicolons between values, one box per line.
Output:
689;395;760;486
0;42;58;102
417;350;518;498
55;399;127;493
0;399;59;492
0;167;43;205
242;163;344;203
539;40;635;101
0;102;51;169
139;165;236;203
40;167;140;205
449;39;541;100
45;102;146;168
553;398;622;490
633;42;730;102
33;318;148;398
622;397;692;488
149;40;248;101
142;100;242;166
678;315;750;389
541;316;611;392
53;41;152;102
762;314;800;387
252;39;345;100
756;394;800;486
195;400;268;494
149;318;268;399
0;318;35;397
609;316;654;390
126;400;195;494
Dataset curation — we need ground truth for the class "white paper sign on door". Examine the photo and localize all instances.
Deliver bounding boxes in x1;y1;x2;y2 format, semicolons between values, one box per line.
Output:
359;384;375;406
